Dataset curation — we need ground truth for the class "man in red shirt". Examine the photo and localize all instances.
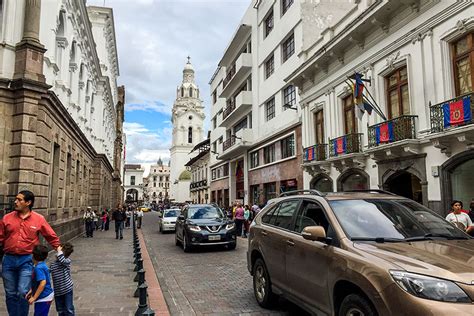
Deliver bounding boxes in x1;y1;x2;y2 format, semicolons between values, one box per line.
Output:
0;190;60;316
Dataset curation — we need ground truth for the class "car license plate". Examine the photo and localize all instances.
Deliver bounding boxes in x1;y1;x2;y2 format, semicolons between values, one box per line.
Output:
208;235;221;241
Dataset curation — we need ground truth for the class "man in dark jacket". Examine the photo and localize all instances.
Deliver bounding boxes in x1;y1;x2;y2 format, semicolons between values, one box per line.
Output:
112;204;126;240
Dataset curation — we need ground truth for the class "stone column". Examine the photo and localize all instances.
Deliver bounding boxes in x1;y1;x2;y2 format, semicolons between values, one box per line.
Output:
13;0;46;82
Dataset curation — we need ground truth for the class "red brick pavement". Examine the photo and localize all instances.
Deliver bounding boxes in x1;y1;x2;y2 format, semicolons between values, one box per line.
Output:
137;229;170;315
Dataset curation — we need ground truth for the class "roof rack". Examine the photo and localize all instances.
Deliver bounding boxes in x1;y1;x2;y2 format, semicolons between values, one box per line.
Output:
344;189;397;196
279;189;325;198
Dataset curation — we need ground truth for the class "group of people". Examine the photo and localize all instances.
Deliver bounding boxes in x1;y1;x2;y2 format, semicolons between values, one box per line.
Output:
230;202;261;237
82;208;112;238
0;191;75;316
111;204;144;240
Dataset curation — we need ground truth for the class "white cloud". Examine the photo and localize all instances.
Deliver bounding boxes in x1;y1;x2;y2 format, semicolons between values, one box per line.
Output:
124;122;172;164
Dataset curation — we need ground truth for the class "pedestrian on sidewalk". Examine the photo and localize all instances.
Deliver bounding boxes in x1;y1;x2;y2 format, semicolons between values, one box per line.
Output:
112;204;126;239
100;210;107;231
234;203;245;237
50;243;75;316
137;208;144;229
243;205;251;238
93;210;99;231
83;207;96;238
125;208;131;228
0;190;60;316
104;209;110;231
26;245;54;316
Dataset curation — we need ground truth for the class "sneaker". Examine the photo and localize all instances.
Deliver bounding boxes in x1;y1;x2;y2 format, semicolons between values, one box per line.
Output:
120;236;123;240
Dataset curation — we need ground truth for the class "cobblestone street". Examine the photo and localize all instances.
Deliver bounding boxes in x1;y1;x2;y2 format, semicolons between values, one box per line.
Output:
142;212;307;316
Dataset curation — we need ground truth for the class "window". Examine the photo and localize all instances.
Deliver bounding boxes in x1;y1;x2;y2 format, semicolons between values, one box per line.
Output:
265;54;275;79
131;176;136;186
218;136;223;144
212;90;217;104
250;151;259;168
265;97;275;121
282;0;294;15
188;127;193;143
264;144;276;164
189;87;193;97
452;33;474;95
283;85;296;109
263;182;277;203
234;117;247;134
343;94;357;134
212;117;216;129
153;182;156;187
212;141;217;153
153;176;157;181
49;143;60;208
386;66;410;119
282;33;295;62
263;200;299;229
223;164;229;176
281;134;295;159
314;110;325;144
212;169;216;180
264;9;274;38
181;87;184;97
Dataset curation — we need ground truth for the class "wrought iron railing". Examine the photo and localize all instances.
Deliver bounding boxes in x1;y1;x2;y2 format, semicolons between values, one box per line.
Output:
223;136;236;152
222;64;236;88
368;115;417;148
222;98;236;119
328;133;363;157
429;93;474;133
302;143;327;162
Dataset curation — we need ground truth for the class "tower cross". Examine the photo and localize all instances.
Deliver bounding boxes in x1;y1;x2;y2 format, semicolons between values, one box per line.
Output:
187;56;191;63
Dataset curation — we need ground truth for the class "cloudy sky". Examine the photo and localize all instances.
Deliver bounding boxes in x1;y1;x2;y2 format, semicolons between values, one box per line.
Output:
87;0;251;171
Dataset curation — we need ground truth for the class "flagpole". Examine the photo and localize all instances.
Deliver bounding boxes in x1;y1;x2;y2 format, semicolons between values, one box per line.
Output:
353;74;388;121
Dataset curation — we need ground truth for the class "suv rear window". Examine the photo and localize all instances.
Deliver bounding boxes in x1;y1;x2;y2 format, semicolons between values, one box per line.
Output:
262;200;299;230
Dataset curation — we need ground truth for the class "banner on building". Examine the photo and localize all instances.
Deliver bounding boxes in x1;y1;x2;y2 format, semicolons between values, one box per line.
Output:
443;96;471;128
375;122;394;144
333;137;346;156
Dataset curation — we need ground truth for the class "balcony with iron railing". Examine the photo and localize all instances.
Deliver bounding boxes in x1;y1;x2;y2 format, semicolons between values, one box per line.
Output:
430;93;473;133
328;133;363;158
220;53;252;99
367;115;417;148
220;128;253;160
220;91;252;128
302;144;327;163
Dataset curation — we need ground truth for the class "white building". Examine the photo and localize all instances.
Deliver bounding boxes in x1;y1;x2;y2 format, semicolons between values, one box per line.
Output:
124;164;144;203
146;158;170;203
185;138;210;204
169;58;205;203
209;0;352;207
286;0;474;214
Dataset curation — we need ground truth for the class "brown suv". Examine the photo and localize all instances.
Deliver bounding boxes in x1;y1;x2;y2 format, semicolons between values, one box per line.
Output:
247;190;474;315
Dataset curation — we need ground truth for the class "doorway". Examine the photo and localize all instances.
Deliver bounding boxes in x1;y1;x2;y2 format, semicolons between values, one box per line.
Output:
384;171;422;203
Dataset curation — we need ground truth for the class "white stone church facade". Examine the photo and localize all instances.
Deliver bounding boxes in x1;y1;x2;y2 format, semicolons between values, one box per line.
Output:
169;59;205;203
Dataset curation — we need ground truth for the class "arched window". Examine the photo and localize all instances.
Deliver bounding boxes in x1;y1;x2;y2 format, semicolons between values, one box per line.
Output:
310;175;333;192
188;127;193;143
55;11;67;72
189;87;193;97
181;87;184;97
338;169;369;192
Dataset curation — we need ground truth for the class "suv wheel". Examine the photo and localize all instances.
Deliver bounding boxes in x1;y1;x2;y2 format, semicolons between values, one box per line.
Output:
253;258;277;308
182;233;192;253
339;294;377;316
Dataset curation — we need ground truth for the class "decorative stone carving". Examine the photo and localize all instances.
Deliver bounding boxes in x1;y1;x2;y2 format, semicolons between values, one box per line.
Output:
385;51;401;70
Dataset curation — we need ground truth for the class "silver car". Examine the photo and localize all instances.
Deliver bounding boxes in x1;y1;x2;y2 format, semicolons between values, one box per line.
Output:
159;208;181;233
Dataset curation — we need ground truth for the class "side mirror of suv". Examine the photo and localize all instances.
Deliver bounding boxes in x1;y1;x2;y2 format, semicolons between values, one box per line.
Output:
302;226;331;244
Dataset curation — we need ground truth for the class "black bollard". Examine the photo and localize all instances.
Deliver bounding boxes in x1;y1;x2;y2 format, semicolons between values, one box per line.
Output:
134;251;142;264
134;269;146;297
134;257;143;272
141;308;155;316
134;245;141;255
135;282;148;316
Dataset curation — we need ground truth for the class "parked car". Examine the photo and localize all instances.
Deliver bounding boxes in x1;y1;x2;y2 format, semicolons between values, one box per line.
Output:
247;189;473;316
175;204;237;252
158;208;181;233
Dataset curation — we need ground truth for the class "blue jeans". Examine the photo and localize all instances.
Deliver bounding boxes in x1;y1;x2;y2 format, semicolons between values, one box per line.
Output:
55;290;75;316
115;221;123;239
2;254;33;316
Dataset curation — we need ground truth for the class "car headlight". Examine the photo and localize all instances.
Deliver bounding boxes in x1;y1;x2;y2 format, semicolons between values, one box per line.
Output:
188;225;201;232
163;221;170;224
226;223;235;230
390;271;470;303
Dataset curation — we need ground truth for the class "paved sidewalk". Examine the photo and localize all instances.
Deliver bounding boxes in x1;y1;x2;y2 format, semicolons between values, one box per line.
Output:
0;226;139;316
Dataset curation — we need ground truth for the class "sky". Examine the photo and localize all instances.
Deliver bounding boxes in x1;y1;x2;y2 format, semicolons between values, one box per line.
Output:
86;0;251;173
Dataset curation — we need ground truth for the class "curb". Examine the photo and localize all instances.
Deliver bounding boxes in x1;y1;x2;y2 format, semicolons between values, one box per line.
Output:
137;229;171;316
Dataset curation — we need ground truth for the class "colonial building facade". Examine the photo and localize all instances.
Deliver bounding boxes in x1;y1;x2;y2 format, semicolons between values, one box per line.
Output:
208;0;352;207
185;138;210;204
0;0;123;239
286;0;474;215
145;158;170;204
124;164;144;203
169;58;205;203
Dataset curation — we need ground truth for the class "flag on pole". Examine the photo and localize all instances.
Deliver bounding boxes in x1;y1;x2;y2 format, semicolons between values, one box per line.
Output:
443;96;471;128
375;122;394;144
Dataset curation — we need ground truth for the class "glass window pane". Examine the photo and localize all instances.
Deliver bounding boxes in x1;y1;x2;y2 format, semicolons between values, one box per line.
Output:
389;90;400;118
341;173;368;191
455;36;469;55
388;73;398;87
400;67;408;81
456;57;472;95
401;84;410;115
451;159;474;208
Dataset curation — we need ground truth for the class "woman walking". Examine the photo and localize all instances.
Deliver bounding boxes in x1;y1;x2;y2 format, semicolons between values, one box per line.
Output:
234;203;245;237
243;205;251;238
83;207;96;237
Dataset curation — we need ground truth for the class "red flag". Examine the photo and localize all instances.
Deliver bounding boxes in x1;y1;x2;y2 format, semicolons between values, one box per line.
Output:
379;123;390;143
336;138;344;154
449;99;466;125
